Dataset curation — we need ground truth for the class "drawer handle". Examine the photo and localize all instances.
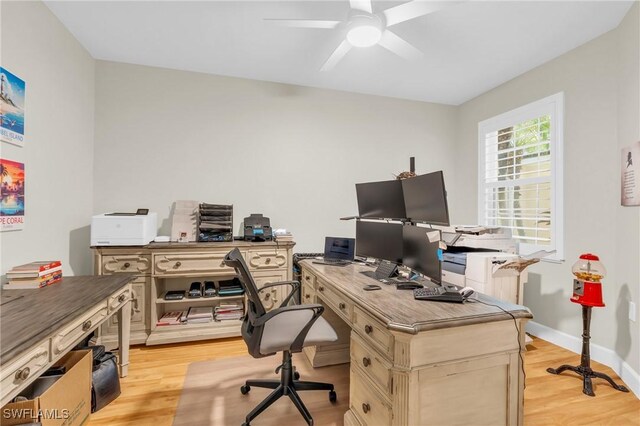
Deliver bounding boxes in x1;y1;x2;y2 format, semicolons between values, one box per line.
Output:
304;294;310;299
305;276;310;280
362;357;371;367
15;367;30;381
82;320;92;331
123;262;131;269
318;286;324;292
118;294;127;303
174;261;182;268
264;293;270;300
364;325;373;334
265;258;271;264
362;403;370;414
339;302;346;310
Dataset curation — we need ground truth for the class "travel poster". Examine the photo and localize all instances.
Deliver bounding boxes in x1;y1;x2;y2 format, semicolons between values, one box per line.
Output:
0;158;25;231
621;141;640;206
0;67;26;146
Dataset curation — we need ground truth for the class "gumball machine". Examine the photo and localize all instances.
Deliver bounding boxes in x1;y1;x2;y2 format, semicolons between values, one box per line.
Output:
570;253;605;307
547;253;629;396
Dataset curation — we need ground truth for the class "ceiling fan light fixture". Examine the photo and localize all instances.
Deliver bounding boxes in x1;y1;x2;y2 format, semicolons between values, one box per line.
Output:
347;25;382;47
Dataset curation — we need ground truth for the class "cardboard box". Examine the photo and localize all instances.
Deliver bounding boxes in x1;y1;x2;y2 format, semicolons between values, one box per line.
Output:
1;350;92;426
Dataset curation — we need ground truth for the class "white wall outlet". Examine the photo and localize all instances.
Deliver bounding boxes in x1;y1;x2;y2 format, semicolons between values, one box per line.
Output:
630;301;637;322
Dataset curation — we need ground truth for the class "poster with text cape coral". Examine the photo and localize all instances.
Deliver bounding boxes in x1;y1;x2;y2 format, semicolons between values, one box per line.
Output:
621;141;640;206
0;159;25;231
0;67;26;146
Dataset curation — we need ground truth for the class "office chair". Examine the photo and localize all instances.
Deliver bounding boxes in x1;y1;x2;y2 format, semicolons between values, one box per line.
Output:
223;248;338;426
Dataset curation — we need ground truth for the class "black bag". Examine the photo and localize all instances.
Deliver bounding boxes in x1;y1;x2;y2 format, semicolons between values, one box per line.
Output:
87;345;121;412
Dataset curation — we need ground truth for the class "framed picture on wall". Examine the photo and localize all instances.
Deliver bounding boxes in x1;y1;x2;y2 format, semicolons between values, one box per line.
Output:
621;141;640;206
0;67;26;147
0;158;25;231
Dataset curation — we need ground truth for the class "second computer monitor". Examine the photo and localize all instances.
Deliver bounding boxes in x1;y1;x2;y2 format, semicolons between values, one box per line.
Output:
402;225;441;283
355;221;403;264
402;171;450;226
356;179;406;220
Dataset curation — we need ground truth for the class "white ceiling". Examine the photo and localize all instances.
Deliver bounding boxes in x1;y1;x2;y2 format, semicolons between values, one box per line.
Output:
45;0;634;105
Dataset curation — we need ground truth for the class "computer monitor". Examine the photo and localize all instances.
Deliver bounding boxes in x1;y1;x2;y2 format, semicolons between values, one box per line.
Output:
355;221;403;264
401;171;450;226
356;180;406;220
324;237;355;261
402;225;441;283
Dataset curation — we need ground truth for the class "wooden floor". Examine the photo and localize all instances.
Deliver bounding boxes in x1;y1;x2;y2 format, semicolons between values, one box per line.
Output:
88;337;640;426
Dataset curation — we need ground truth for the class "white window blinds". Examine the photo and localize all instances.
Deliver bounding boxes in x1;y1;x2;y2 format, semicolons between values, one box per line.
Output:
478;93;564;260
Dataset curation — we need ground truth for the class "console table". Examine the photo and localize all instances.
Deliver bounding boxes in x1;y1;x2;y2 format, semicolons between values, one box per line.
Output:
299;260;532;426
92;240;295;347
0;275;133;407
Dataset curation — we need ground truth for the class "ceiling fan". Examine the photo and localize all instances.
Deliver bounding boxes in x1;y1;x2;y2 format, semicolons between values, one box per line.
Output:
265;0;459;71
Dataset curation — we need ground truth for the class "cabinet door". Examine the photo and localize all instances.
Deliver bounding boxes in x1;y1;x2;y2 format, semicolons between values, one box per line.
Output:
105;276;148;333
252;271;287;312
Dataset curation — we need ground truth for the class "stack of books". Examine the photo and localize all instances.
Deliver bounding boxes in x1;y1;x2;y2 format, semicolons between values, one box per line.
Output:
198;203;233;242
4;261;63;289
186;306;214;324
218;278;245;296
156;311;184;326
215;302;244;321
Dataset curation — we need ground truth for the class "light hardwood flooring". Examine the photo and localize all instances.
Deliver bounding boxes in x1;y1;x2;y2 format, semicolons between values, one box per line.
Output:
88;337;640;426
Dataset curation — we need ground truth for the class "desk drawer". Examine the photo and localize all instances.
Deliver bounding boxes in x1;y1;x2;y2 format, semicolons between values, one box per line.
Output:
0;343;50;403
350;366;392;426
351;333;392;397
302;270;316;289
302;283;316;304
102;254;150;274
108;284;132;313
246;250;288;270
153;252;234;276
52;302;108;356
317;281;352;323
353;307;393;359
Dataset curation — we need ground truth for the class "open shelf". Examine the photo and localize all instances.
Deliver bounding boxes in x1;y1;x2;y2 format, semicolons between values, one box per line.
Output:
157;293;245;304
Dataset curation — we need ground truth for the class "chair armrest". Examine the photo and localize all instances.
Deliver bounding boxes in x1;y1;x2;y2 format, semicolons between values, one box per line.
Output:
258;280;300;307
255;303;324;353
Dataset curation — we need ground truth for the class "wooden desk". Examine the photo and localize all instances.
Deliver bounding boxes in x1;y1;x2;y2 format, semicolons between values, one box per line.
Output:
299;260;533;426
0;275;134;407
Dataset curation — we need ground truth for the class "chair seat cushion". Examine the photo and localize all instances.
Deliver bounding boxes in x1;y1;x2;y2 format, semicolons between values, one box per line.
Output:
260;312;338;355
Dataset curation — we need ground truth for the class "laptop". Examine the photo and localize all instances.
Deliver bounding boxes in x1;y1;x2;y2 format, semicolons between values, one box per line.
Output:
312;237;356;266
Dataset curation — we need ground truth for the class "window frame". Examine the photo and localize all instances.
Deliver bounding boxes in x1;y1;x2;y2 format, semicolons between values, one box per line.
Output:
477;92;564;262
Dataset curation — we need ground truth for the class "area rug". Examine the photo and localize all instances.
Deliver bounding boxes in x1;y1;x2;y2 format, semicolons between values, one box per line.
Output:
173;353;350;425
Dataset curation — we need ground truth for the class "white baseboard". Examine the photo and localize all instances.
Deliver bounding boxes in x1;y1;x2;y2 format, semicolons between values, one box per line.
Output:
526;321;640;399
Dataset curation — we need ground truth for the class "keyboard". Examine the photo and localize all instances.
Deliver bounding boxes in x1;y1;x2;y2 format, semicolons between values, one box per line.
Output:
413;285;472;303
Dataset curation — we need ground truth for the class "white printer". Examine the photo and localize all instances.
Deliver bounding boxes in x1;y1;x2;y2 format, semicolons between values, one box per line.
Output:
91;212;157;246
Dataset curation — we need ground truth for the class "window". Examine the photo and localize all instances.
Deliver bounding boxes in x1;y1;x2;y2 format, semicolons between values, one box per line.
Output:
478;93;564;261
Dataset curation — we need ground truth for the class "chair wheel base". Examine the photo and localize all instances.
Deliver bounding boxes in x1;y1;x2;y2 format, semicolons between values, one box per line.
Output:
240;385;251;395
329;390;337;403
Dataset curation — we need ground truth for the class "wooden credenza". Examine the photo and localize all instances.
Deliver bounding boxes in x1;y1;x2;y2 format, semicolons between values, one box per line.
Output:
300;260;532;426
92;240;294;347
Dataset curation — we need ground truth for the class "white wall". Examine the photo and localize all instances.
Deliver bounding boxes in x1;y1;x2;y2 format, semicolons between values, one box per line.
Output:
93;61;458;252
453;4;639;377
0;1;95;278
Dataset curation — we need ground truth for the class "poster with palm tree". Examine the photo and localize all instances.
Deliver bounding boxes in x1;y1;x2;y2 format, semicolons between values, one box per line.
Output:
0;158;25;231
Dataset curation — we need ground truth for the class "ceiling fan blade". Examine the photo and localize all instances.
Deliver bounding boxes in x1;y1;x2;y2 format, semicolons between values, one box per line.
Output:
350;0;373;13
320;40;353;71
383;1;458;27
264;19;341;29
379;30;423;61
